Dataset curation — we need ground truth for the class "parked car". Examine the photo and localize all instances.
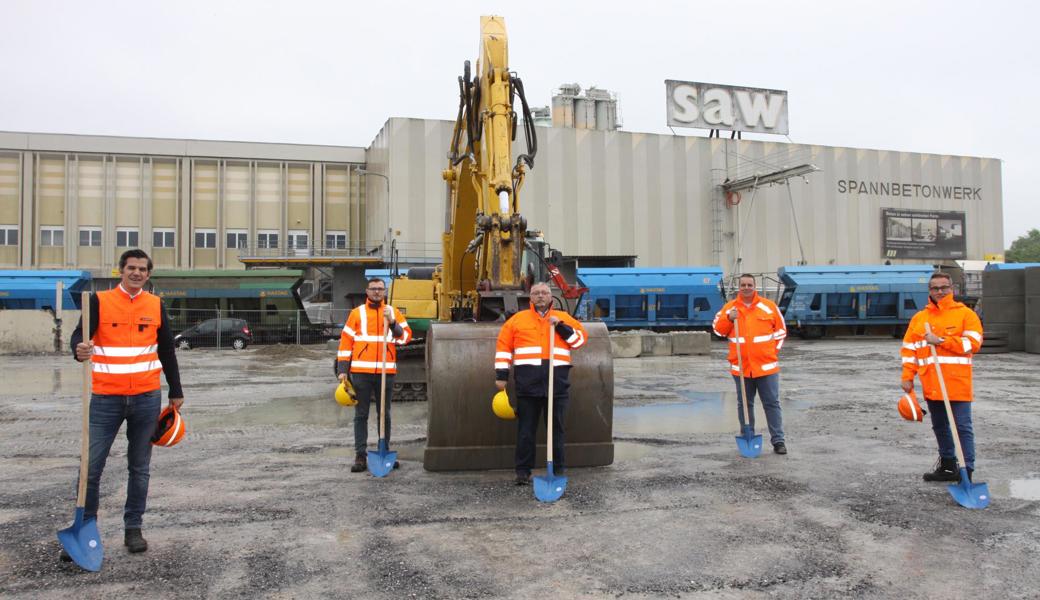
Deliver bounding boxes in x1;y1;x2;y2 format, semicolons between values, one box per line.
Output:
174;318;252;350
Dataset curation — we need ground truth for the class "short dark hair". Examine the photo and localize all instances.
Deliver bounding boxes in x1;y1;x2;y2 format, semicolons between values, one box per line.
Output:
366;277;386;288
930;271;952;284
738;273;756;283
119;249;153;271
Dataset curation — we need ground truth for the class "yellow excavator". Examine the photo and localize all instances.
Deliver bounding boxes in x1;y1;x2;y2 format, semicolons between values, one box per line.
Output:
394;16;614;471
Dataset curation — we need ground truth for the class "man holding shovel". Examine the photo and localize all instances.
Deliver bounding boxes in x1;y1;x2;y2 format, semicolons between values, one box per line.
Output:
713;274;788;454
495;283;588;485
901;271;984;482
337;278;411;473
68;249;184;556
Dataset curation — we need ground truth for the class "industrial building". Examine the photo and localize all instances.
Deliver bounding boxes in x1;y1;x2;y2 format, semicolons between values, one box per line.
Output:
0;94;1004;295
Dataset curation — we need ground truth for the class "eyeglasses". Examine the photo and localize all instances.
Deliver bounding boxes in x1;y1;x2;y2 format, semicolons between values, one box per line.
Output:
929;286;951;292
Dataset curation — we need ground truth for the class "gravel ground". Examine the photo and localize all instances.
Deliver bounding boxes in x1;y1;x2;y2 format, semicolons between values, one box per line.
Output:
0;339;1038;599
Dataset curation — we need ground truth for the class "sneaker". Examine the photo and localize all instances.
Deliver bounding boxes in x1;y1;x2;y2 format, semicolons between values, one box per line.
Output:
350;454;367;473
773;442;788;455
515;473;531;486
923;458;959;482
124;528;148;553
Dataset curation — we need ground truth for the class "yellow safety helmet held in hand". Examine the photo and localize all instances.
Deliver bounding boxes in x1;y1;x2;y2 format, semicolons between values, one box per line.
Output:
897;390;926;422
335;380;358;406
492;390;516;420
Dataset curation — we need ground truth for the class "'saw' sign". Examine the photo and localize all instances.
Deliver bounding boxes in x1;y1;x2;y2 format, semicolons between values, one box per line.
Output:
666;80;789;135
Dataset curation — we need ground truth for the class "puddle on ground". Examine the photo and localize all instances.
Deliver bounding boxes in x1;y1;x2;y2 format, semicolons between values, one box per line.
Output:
1;366;79;396
1008;479;1040;501
614;441;652;461
615;391;787;435
199;395;429;429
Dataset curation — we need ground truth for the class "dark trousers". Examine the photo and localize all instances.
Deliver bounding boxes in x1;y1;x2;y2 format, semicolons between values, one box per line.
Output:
84;390;162;528
925;399;975;470
515;394;569;475
351;372;394;455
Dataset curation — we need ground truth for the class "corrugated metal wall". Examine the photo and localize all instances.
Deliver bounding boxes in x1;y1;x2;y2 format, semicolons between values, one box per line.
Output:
367;118;1003;274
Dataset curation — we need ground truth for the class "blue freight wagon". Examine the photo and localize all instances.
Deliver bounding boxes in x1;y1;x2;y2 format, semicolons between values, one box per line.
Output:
577;267;725;330
777;265;933;338
0;270;92;310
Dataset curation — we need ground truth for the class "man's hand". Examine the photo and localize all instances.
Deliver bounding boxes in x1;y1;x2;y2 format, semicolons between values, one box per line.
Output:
169;397;184;410
900;379;914;393
495;380;507;391
338;373;349;385
727;308;738;321
549;316;560;326
924;332;944;346
75;341;94;361
384;306;394;324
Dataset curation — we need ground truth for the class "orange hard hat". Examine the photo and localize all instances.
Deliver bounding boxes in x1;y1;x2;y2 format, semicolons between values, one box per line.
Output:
897;390;926;422
151;405;186;447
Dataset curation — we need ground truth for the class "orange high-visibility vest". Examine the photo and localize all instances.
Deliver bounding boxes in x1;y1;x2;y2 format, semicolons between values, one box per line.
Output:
494;306;588;371
337;302;411;375
712;293;787;378
91;288;164;395
901;294;982;401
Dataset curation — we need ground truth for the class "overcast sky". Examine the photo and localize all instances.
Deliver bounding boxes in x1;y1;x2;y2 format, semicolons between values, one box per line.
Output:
2;0;1036;247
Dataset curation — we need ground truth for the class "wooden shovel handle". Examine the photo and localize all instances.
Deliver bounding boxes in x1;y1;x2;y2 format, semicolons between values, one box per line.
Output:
76;291;91;509
925;323;967;468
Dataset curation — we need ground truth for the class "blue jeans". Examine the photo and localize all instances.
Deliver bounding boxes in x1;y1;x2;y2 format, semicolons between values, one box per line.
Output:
351;373;394;455
85;391;162;528
732;373;784;445
925;400;975;470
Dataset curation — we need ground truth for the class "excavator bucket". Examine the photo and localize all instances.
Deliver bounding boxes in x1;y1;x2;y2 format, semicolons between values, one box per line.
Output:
423;321;614;471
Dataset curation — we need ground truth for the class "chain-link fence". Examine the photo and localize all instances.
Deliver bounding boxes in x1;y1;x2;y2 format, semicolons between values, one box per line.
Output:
168;308;350;350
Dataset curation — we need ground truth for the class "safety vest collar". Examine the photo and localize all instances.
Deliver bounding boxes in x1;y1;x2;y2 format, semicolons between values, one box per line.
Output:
117;283;145;301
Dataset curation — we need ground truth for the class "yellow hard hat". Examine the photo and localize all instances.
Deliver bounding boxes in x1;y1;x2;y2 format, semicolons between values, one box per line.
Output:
335;381;357;406
492;390;516;420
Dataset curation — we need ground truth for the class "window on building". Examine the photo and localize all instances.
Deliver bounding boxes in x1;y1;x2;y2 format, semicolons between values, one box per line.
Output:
257;231;279;249
0;226;17;246
325;231;347;250
153;229;176;248
288;230;309;249
116;228;139;247
227;230;248;250
40;227;64;246
194;229;216;249
79;228;102;247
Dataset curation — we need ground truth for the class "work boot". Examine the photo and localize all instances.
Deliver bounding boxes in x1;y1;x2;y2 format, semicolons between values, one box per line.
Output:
773;442;788;455
59;548;72;562
350;454;367;473
923;457;959;482
393;461;400;470
515;472;531;486
124;528;148;553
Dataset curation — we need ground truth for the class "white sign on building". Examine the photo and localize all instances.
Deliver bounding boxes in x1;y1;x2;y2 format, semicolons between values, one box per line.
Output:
665;80;789;135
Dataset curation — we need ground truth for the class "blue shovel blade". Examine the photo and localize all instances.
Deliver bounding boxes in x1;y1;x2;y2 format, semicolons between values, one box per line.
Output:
533;462;567;503
57;507;103;572
367;440;396;478
948;468;990;509
735;426;763;458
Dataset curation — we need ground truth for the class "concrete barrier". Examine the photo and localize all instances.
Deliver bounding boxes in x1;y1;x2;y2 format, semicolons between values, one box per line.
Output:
609;333;642;358
641;333;673;356
669;331;711;355
0;309;80;354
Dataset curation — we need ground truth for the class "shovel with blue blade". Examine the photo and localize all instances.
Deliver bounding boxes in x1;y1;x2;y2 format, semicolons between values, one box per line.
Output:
925;323;989;509
733;317;762;458
57;291;104;571
535;320;567;502
368;315;397;477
